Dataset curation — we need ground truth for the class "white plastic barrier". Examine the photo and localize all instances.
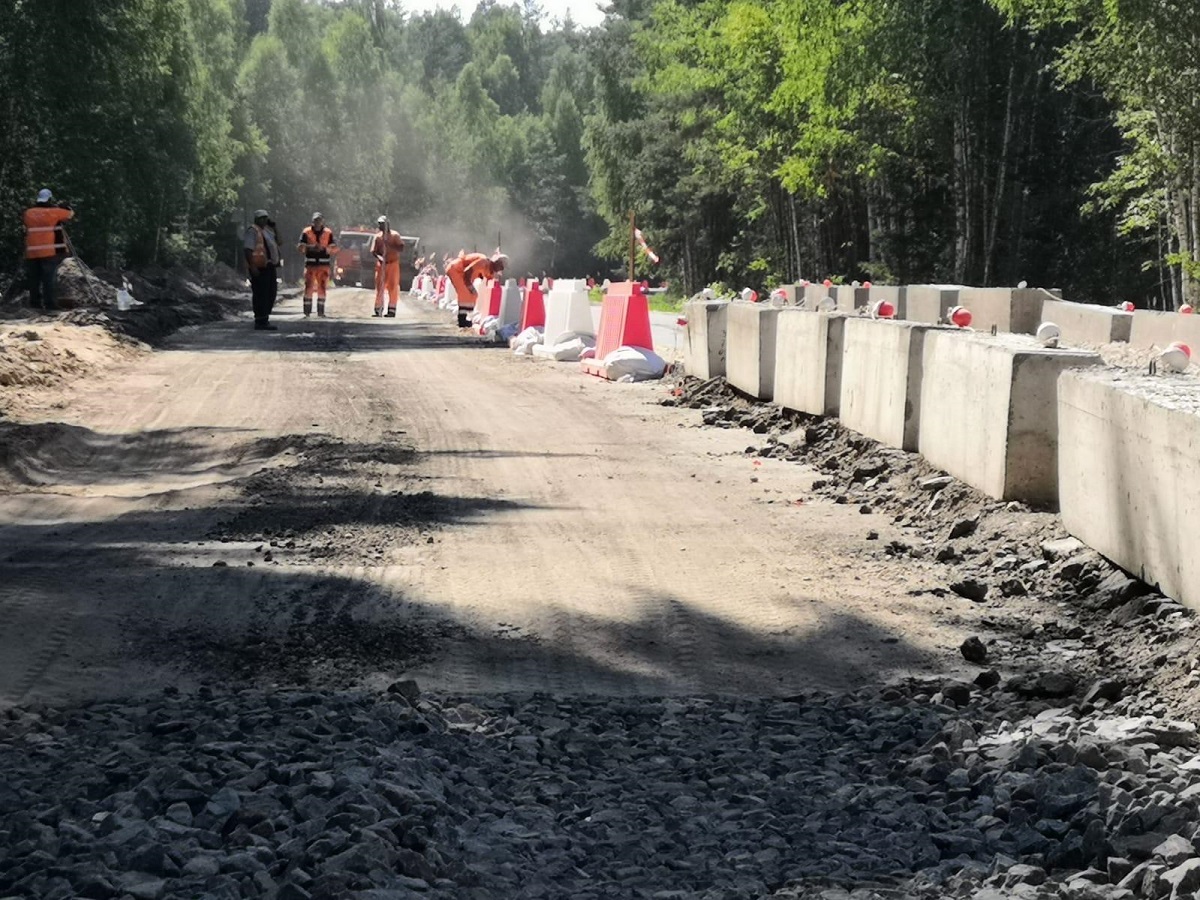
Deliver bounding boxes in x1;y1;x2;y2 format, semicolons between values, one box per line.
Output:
541;279;594;343
497;279;522;328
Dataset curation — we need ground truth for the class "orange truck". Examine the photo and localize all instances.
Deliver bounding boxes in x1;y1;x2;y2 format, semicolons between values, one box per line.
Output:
333;226;420;289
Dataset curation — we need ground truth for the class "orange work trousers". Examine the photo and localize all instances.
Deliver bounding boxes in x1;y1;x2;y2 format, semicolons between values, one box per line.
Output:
375;260;400;314
303;266;330;316
448;267;475;310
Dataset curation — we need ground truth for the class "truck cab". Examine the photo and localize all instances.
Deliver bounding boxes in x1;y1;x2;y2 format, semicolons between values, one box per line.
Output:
334;227;420;289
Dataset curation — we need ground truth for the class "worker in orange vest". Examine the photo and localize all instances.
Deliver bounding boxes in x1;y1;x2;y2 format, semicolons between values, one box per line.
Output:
243;209;281;331
297;212;337;318
371;215;404;317
22;188;75;311
446;251;508;327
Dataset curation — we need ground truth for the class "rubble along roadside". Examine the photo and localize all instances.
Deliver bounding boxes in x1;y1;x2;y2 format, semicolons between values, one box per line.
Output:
664;374;1200;725
4;680;1200;900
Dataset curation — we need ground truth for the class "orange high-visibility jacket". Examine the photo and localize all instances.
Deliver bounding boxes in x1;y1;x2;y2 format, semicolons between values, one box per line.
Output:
371;230;404;263
23;205;74;260
299;226;336;266
463;253;497;284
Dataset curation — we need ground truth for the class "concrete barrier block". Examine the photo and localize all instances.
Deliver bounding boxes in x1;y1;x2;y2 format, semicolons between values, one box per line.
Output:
840;319;950;450
835;286;870;312
683;299;729;379
802;284;835;310
920;332;1101;504
1128;310;1200;350
727;301;781;400
867;285;907;320
1059;369;1200;611
774;309;846;416
1040;299;1132;345
543;279;594;343
905;285;961;324
957;287;1049;335
777;285;799;305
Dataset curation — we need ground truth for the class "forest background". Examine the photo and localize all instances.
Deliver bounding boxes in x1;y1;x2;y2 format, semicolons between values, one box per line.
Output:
3;0;1198;305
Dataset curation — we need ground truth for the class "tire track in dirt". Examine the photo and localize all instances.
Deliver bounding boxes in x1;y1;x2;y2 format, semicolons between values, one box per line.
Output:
0;571;76;704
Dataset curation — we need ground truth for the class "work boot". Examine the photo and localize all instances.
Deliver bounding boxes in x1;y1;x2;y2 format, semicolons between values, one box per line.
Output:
303;298;312;317
457;311;469;327
385;309;396;318
254;322;277;331
373;309;383;318
317;299;326;318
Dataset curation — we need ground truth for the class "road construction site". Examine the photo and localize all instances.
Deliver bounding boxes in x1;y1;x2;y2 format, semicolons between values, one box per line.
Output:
5;285;1200;900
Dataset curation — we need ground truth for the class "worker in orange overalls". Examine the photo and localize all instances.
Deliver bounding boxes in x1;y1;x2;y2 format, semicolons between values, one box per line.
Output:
297;212;337;318
371;215;404;318
446;250;508;327
22;188;75;311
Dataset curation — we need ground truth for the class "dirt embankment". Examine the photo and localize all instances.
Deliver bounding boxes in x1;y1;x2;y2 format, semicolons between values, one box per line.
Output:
0;265;251;416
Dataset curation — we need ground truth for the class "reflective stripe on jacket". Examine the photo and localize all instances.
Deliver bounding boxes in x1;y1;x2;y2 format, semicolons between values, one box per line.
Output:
23;206;73;260
300;226;336;267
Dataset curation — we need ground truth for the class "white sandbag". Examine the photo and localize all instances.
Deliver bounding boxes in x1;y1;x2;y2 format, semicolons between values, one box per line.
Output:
511;326;544;355
602;345;666;381
533;334;595;362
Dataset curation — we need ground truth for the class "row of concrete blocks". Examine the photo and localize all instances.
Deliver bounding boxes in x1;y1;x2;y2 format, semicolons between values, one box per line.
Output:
782;283;1200;349
687;301;1200;612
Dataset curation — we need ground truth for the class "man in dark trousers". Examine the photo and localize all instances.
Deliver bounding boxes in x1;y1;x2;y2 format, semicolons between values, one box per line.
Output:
243;209;280;330
22;188;74;311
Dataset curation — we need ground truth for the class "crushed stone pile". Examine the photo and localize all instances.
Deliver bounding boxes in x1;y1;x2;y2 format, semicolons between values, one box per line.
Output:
4;682;1200;900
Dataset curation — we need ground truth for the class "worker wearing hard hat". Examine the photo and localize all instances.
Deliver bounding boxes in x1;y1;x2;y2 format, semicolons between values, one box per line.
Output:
445;250;508;327
371;215;404;318
22;188;74;311
297;212;337;318
244;209;281;330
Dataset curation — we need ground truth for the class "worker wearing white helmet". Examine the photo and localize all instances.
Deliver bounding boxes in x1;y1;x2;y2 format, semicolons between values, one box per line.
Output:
445;249;509;327
297;212;337;318
371;215;404;318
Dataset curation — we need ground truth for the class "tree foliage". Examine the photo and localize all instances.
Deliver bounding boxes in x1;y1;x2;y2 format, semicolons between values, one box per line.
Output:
0;0;1192;302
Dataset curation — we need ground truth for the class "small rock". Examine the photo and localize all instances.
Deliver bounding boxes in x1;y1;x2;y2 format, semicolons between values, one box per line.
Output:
1082;678;1124;707
999;578;1027;597
960;637;988;664
942;682;973;707
949;517;979;540
951;579;989;602
1043;536;1085;561
1163;857;1200;898
975;669;1001;689
387;680;421;702
1009;672;1076;699
1154;834;1196;867
920;476;953;491
164;802;193;827
1004;863;1047;887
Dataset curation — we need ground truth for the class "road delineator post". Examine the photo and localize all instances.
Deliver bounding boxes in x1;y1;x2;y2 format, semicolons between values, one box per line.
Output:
580;281;654;379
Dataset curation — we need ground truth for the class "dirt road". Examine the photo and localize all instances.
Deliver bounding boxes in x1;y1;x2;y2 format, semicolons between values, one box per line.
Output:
0;288;977;706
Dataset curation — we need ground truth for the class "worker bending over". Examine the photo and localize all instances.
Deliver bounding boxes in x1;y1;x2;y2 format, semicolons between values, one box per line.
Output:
446;251;508;327
298;212;336;317
23;188;74;311
372;216;404;318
